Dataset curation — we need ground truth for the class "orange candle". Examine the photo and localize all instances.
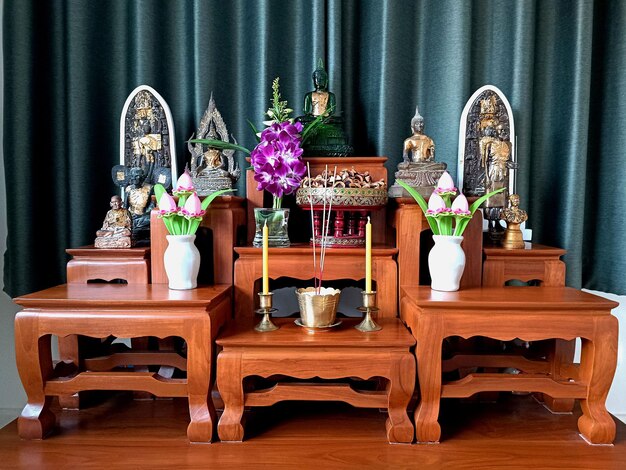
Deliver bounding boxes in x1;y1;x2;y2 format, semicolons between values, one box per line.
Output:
262;222;269;294
365;216;372;292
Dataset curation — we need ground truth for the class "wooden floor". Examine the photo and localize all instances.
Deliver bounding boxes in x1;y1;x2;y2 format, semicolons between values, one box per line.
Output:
1;394;625;469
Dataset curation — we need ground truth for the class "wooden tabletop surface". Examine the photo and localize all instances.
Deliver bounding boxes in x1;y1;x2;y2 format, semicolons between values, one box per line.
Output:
235;244;398;256
14;284;232;309
217;317;415;348
482;242;566;256
401;286;619;311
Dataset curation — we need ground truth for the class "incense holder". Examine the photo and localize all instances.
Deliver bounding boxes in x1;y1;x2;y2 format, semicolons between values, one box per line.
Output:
295;287;341;328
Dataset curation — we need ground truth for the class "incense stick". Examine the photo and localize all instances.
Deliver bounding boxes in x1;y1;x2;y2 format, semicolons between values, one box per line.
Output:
318;165;329;294
306;163;318;291
318;166;337;289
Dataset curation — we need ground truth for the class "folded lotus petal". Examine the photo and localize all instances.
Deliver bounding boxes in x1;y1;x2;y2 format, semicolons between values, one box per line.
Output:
451;194;470;213
183;193;204;217
176;171;195;192
158;192;178;212
436;171;457;192
427;192;446;212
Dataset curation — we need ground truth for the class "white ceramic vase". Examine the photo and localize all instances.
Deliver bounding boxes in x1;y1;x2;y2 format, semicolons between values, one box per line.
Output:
428;235;466;292
164;234;200;290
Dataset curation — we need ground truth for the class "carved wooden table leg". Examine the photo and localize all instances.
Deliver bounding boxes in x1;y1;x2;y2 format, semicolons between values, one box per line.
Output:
577;316;618;444
385;351;415;444
185;317;215;443
414;315;444;443
217;351;245;441
15;313;56;439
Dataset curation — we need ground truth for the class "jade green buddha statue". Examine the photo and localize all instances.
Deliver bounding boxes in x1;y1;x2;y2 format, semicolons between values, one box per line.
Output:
297;60;353;157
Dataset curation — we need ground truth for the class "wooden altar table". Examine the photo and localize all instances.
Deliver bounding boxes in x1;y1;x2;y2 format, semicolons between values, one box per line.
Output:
233;245;398;319
216;317;415;443
400;286;619;444
13;283;231;443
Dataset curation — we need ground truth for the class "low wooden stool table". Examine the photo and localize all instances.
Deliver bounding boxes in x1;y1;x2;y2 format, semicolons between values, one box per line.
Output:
14;283;231;443
216;317;416;443
400;286;618;444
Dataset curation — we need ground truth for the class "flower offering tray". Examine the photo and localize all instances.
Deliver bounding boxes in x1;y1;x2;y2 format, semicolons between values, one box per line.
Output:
296;186;388;209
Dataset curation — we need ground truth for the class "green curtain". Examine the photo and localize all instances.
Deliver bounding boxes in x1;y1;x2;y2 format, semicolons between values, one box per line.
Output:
3;0;625;296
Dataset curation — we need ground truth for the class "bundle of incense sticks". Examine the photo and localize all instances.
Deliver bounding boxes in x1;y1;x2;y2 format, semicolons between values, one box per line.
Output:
307;163;337;294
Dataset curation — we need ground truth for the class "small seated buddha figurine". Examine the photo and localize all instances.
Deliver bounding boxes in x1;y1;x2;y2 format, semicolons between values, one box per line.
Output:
94;195;133;248
296;59;353;157
388;106;446;198
501;194;528;249
187;93;241;194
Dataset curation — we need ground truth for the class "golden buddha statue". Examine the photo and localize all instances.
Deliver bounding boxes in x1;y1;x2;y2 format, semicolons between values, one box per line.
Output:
402;107;435;163
389;105;446;198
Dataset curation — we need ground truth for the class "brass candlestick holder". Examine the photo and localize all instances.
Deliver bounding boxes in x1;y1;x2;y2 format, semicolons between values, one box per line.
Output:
254;292;279;332
355;291;382;332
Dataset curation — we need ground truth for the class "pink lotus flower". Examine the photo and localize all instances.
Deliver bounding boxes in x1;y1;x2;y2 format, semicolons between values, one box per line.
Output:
434;171;457;195
157;192;178;215
181;193;205;218
451;194;471;215
175;171;195;193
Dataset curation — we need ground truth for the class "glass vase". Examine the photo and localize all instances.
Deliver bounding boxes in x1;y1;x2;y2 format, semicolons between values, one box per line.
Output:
253;208;290;247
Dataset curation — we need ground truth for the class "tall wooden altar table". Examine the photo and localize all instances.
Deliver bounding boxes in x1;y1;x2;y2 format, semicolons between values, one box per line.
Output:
216;317;415;443
14;283;231;443
400;286;618;444
234;245;398;318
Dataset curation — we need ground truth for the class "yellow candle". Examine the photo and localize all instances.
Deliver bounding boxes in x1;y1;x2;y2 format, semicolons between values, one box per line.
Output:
262;221;269;294
365;216;372;293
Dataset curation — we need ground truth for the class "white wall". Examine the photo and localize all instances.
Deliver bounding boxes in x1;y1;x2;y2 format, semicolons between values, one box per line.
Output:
0;0;27;413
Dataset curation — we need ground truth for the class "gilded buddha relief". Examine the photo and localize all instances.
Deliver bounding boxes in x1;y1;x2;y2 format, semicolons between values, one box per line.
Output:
457;85;517;242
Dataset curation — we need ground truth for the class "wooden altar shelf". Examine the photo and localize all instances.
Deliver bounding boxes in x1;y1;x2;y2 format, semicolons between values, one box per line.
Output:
233;244;398;319
246;157;389;244
66;246;151;284
482;242;566;287
13;283;231;443
400;286;619;444
216;317;415;443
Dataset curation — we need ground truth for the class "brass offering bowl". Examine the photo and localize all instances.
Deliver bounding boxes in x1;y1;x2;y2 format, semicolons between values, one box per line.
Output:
295;287;341;328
